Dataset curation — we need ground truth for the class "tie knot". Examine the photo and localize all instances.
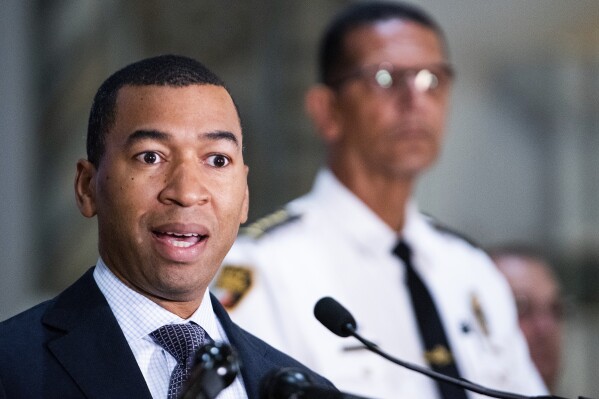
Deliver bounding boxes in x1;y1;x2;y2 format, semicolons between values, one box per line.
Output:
393;240;412;265
150;323;209;366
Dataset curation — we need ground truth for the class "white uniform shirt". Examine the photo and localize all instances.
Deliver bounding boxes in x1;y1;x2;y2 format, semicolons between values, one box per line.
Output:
94;259;248;399
214;169;547;399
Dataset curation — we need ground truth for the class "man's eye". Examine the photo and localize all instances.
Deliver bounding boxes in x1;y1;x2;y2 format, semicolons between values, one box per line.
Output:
136;152;163;164
206;154;230;168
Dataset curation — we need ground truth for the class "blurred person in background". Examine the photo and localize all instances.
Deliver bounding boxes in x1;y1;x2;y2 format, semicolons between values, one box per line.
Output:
213;1;547;398
490;245;564;392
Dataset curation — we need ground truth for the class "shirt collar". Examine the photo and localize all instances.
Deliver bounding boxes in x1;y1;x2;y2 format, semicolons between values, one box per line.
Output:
308;168;405;255
93;258;222;342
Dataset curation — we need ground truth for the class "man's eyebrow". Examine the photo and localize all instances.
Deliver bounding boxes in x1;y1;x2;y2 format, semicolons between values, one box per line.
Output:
126;129;170;146
203;131;240;147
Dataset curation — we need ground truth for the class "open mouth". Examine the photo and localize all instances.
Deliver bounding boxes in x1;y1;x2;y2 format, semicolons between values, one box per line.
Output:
153;231;208;248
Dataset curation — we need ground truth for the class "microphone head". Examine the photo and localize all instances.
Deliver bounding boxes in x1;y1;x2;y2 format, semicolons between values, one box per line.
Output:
261;367;313;399
314;297;357;337
192;341;240;388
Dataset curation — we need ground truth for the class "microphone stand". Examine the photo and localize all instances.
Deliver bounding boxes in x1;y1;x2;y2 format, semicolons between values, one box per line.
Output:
314;296;594;399
345;323;567;399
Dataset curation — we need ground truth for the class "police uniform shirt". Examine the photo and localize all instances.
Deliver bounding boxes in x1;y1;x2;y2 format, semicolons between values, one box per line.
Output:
213;168;547;399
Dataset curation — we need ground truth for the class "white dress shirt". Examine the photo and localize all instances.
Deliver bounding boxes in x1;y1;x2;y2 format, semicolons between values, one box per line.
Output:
94;258;248;399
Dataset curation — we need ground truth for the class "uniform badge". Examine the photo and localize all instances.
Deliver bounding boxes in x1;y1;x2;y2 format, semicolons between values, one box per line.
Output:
471;293;489;336
213;265;253;310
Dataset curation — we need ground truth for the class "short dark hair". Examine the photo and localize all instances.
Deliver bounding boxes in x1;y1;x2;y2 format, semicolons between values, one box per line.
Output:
319;1;448;86
87;54;235;167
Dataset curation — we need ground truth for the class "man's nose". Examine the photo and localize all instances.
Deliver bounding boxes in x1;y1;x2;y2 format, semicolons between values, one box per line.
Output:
395;77;428;107
158;162;209;207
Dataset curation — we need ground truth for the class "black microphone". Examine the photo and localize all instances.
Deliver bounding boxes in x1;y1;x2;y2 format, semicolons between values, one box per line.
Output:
314;297;572;399
180;341;240;399
261;367;376;399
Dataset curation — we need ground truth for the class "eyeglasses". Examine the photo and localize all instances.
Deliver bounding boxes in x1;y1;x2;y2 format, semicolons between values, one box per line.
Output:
329;62;455;95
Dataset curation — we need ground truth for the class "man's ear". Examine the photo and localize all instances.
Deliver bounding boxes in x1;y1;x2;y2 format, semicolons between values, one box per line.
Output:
74;159;97;218
304;84;341;143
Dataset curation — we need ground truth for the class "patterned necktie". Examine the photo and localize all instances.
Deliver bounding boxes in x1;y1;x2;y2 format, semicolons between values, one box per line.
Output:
393;240;469;399
150;323;211;399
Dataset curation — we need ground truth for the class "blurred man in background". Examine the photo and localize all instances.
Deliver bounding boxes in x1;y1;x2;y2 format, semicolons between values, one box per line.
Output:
214;2;547;398
490;245;564;392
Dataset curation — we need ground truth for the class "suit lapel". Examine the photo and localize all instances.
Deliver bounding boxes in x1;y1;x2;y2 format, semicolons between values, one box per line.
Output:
43;268;152;399
211;294;273;399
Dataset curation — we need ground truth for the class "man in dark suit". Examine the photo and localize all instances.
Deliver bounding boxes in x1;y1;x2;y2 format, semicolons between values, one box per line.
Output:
0;55;333;399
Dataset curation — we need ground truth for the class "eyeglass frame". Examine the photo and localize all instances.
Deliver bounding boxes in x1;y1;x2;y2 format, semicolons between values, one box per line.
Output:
327;62;455;95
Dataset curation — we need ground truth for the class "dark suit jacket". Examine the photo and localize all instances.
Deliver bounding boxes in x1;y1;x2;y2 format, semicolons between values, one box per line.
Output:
0;268;333;398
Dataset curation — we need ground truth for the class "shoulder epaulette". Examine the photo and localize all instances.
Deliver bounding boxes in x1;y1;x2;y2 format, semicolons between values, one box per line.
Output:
240;208;301;239
423;213;481;249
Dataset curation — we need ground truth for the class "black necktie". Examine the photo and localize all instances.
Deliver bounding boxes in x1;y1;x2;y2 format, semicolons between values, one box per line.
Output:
393;240;469;399
150;323;212;399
